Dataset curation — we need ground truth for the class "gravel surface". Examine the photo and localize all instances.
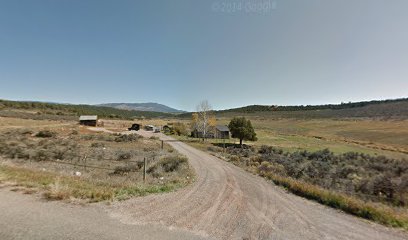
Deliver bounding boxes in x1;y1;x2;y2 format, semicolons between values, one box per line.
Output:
106;130;408;240
0;189;210;240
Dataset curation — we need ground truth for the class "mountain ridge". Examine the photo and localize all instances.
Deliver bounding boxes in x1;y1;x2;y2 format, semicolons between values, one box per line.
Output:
218;98;408;113
97;102;185;113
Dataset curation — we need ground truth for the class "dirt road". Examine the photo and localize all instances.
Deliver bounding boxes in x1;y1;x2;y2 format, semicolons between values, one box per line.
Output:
107;131;408;240
0;189;210;240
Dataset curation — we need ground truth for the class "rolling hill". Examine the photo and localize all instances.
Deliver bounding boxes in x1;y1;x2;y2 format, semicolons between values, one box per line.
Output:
217;98;408;119
98;103;185;113
0;99;174;120
178;98;408;119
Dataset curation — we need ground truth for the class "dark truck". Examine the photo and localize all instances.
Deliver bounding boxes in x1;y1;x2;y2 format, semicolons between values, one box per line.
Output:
128;123;140;131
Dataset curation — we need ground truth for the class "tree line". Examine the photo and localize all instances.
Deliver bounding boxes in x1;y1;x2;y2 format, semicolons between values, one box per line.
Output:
219;98;408;113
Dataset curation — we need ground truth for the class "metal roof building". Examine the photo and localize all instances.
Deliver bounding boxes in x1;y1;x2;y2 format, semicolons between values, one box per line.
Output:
216;125;229;132
79;115;98;126
215;125;230;139
79;115;98;121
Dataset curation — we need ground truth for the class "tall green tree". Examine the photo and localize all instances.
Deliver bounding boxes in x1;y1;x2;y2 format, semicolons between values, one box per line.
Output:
228;117;257;147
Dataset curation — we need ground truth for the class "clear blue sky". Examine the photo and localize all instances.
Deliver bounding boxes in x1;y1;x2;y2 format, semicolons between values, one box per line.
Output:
1;0;407;111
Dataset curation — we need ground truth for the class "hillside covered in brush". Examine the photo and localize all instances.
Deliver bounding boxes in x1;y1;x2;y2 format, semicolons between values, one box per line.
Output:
177;98;408;119
0;99;173;120
221;98;408;119
216;98;408;119
222;98;407;112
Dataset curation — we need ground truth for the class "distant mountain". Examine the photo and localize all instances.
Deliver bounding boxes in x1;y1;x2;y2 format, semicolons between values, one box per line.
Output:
97;103;185;113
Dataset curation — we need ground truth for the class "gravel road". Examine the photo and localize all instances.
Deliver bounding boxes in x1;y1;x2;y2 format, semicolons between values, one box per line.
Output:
0;189;209;240
107;131;408;240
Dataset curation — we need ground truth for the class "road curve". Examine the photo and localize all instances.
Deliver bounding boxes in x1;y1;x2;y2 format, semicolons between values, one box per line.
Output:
107;131;408;240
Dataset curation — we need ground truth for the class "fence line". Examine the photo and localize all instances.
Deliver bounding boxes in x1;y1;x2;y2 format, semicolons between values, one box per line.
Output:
43;159;115;171
35;156;153;173
87;157;146;164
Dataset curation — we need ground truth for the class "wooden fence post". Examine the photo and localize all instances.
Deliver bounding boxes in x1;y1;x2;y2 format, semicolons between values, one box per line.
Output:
161;140;164;150
223;139;226;157
143;157;147;182
83;156;87;171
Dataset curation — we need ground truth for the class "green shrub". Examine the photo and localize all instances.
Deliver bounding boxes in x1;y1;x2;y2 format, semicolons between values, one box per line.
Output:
160;156;187;172
20;129;33;135
207;146;218;152
91;142;105;148
113;164;141;175
229;155;240;162
258;161;286;177
254;147;408;206
116;151;132;161
32;149;51;161
114;134;141;142
81;134;96;140
52;148;66;160
35;130;56;138
147;156;188;177
172;123;188;136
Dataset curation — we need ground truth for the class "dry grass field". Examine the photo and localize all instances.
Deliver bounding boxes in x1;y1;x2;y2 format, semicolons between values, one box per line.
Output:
207;117;408;160
0;117;194;202
162;115;408;160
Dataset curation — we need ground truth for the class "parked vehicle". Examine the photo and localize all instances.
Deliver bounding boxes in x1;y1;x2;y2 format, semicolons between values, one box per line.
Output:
128;123;140;131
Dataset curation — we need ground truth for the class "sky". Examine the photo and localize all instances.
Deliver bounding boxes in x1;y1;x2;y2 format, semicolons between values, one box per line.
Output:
0;0;407;111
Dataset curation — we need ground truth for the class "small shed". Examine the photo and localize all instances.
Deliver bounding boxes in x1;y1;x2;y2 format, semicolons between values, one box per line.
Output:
215;125;230;139
79;115;98;126
191;129;215;139
191;129;202;138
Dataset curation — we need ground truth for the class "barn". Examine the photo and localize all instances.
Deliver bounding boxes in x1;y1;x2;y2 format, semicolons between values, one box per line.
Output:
79;115;98;126
191;129;213;139
215;125;230;139
191;125;229;139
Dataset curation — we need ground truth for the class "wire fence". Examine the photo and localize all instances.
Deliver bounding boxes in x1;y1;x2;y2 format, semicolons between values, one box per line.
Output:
41;158;115;171
30;155;154;181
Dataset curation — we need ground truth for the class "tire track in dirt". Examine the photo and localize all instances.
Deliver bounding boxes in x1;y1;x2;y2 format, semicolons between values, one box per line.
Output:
106;131;408;240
